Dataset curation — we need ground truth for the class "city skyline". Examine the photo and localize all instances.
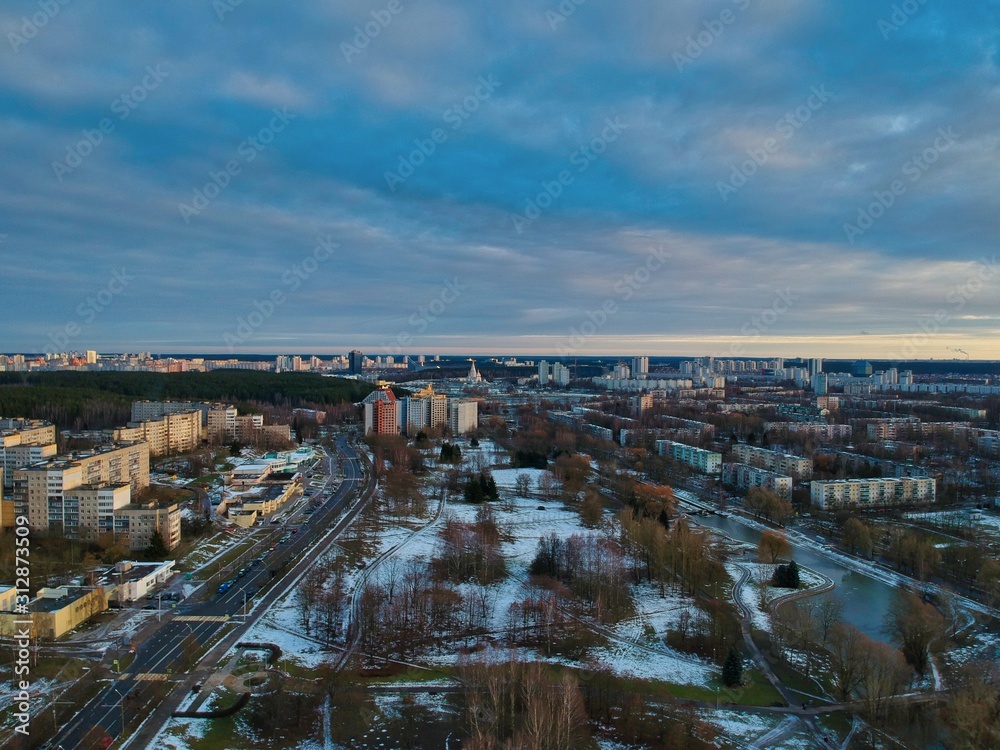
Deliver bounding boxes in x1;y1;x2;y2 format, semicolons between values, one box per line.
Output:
2;2;999;358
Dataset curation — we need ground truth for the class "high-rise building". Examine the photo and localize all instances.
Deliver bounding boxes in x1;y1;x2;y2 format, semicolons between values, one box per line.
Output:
349;350;364;375
13;442;150;533
538;360;549;386
813;373;829;395
631;356;649;377
448;399;479;434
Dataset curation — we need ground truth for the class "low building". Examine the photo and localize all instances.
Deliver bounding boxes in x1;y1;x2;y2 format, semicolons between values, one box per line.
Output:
0;585;18;612
655;440;722;474
0;586;108;639
94;560;175;603
810;477;936;510
234;483;298;517
722;463;793;500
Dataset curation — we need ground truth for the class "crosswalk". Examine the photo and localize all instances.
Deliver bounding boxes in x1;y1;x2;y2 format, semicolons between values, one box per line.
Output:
134;672;170;681
173;615;231;622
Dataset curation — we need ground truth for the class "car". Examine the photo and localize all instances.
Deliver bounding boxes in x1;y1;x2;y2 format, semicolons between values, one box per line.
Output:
291;527;299;533
191;682;203;693
98;737;113;750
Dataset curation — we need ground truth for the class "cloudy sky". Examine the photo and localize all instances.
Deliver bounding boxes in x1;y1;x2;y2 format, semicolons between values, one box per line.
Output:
2;0;999;358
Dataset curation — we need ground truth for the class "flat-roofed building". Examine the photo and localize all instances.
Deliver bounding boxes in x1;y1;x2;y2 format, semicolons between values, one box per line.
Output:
63;482;131;539
114;410;202;456
723;463;793;500
656;440;722;474
13;442;149;532
731;444;812;480
448;399;479;435
1;418;58;489
810;477;936;510
0;585;109;639
117;500;181;551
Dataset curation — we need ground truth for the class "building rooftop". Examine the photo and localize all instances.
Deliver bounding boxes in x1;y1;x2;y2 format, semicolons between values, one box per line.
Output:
29;586;98;613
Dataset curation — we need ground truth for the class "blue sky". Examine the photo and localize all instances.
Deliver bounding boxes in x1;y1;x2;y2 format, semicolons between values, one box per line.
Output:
2;0;999;358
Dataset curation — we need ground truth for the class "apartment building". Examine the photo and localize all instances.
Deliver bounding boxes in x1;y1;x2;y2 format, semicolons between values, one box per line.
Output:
810;477;936;510
117;500;181;551
0;418;58;487
447;399;479;435
114;409;203;457
131;400;287;444
722;463;793;500
655;440;722;474
865;420;965;441
731;444;812;480
62;482;132;539
13;442;150;531
774;423;853;440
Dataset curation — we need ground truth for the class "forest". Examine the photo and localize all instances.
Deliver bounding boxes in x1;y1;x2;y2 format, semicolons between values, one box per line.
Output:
0;371;374;430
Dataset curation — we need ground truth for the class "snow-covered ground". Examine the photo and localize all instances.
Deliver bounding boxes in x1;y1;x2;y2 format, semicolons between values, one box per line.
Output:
906;509;1000;538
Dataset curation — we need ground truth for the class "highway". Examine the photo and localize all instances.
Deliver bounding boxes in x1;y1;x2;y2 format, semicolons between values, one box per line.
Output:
49;435;373;750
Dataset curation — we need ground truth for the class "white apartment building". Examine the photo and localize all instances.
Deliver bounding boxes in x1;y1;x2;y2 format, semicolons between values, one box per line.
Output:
731;444;812;480
0;419;58;487
447;399;479;435
722;463;793;500
114;410;203;457
656;440;722;474
810;477;936;510
776;423;853;440
13;442;150;531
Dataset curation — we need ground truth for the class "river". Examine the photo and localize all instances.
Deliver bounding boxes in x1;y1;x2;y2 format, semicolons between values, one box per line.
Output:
694;513;898;640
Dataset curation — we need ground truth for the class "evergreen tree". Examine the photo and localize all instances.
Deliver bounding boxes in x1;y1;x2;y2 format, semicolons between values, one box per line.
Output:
787;559;800;588
723;647;743;687
145;530;169;560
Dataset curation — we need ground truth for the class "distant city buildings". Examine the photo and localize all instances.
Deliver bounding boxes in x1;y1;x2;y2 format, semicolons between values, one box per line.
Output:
537;360;571;387
349;349;364;375
362;386;479;437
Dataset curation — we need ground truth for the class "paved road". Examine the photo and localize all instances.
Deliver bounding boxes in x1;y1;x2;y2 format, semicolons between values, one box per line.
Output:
49;437;371;750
